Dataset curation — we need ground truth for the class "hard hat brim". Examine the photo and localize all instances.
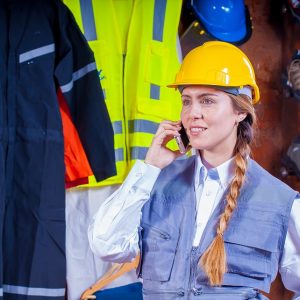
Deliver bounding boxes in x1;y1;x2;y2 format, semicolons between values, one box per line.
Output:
167;82;260;104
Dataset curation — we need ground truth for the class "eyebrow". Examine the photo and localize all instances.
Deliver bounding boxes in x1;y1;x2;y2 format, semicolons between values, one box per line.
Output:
181;92;218;98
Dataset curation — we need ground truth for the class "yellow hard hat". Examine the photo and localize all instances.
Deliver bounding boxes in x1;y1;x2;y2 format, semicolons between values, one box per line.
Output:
168;41;260;104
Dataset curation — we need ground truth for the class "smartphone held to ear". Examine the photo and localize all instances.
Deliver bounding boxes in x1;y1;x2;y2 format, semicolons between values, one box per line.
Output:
174;126;190;153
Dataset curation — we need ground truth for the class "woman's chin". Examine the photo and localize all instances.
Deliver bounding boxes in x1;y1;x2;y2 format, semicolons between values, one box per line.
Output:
190;141;209;150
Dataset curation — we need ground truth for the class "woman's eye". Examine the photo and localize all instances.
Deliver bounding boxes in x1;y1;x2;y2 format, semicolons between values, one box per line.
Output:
201;98;213;104
182;99;190;106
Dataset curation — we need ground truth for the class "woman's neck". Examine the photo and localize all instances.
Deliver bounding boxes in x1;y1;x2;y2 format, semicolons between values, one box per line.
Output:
200;149;235;169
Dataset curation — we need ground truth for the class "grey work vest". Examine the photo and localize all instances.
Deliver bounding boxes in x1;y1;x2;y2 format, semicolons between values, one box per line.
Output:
139;156;297;299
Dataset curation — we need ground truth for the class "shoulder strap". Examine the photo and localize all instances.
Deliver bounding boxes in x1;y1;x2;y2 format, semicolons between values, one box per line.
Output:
80;254;140;300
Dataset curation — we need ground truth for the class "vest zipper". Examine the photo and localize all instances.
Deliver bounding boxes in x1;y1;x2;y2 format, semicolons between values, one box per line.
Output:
190;287;259;298
142;223;171;240
189;247;198;293
122;53;128;162
143;288;185;297
187;210;197;294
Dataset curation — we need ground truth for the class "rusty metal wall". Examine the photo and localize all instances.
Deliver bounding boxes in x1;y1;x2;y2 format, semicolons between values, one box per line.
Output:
246;2;299;299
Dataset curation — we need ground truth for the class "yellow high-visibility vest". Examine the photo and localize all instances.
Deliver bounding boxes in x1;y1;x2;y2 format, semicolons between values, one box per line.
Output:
64;0;182;186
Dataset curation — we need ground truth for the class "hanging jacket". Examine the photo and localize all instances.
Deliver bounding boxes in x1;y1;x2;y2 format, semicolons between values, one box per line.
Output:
0;0;115;298
64;0;183;187
139;156;297;299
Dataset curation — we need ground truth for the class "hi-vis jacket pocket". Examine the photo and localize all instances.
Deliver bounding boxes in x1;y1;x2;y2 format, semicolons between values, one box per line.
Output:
137;41;181;121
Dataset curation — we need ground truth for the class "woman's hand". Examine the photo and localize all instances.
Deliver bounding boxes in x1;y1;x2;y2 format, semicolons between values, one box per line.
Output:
145;120;186;169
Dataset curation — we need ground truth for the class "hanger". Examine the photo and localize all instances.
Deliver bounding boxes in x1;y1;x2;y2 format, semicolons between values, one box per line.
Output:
80;254;140;300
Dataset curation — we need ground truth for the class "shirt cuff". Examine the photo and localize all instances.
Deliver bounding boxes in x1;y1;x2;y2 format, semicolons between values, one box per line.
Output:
128;160;161;193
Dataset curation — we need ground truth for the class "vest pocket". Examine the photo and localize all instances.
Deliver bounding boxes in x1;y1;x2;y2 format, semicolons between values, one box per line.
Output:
223;237;272;279
140;222;179;282
223;211;282;279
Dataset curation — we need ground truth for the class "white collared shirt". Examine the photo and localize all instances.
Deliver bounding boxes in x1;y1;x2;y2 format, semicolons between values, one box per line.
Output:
88;157;300;297
193;155;235;246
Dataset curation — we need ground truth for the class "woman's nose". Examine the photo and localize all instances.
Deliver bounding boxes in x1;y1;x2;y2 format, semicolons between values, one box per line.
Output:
189;103;203;119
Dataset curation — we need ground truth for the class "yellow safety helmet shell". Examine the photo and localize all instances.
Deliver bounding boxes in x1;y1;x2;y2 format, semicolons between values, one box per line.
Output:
168;41;260;104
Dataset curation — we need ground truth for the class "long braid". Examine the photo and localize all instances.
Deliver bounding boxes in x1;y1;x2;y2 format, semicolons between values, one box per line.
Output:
199;95;256;286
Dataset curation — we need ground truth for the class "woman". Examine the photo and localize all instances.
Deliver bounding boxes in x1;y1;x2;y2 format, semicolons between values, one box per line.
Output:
88;41;300;299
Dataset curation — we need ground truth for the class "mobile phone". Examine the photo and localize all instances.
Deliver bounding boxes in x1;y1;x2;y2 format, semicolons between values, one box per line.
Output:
174;125;190;153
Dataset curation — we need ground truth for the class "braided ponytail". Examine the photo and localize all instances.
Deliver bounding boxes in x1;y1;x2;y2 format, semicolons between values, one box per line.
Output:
199;95;256;285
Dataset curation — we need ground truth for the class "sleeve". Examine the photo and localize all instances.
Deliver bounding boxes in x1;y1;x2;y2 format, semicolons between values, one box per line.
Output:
88;160;161;263
280;195;300;298
57;88;93;186
54;3;116;182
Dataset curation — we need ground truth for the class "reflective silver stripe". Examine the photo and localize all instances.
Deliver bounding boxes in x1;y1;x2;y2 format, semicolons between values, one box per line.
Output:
19;43;55;63
115;148;124;162
73;62;97;81
128;120;159;134
80;0;97;41
60;62;97;93
153;0;167;41
0;287;2;297
102;89;106;100
150;84;160;100
131;147;149;160
3;285;65;297
112;121;123;134
60;81;73;94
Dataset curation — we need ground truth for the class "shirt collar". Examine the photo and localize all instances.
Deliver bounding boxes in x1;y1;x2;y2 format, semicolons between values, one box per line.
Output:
194;151;235;189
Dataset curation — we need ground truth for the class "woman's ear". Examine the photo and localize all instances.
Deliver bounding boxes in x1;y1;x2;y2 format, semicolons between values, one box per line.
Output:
237;112;247;123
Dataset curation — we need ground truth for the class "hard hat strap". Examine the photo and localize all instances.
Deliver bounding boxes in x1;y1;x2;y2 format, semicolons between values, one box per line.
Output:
217;86;252;99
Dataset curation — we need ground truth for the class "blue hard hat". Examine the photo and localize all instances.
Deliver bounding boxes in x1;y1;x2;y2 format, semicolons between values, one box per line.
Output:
190;0;252;44
287;0;300;23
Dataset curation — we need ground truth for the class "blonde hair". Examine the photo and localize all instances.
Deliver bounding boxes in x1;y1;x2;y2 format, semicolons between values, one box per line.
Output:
199;94;257;285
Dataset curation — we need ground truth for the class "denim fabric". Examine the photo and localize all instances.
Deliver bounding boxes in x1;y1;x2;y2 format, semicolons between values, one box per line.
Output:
139;156;296;300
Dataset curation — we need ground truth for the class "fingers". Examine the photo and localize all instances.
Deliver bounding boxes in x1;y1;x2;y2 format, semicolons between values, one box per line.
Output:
156;120;181;137
154;121;181;146
145;120;186;169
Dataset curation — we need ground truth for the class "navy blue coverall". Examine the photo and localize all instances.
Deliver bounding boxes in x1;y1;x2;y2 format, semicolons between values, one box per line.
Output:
0;0;116;298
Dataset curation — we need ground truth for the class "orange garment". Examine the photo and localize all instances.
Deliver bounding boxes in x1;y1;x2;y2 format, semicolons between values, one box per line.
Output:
57;89;92;187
